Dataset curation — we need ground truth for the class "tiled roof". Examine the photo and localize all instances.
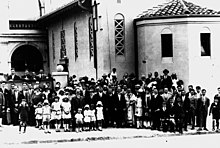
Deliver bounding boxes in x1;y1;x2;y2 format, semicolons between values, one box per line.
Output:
137;0;220;19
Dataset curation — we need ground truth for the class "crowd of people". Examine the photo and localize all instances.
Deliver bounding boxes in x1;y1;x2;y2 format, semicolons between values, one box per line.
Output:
0;68;220;135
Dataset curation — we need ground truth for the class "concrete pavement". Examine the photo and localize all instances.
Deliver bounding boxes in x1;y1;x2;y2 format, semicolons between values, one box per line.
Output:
0;125;219;146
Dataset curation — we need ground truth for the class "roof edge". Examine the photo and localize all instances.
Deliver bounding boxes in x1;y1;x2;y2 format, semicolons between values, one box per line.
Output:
135;14;220;22
37;0;90;23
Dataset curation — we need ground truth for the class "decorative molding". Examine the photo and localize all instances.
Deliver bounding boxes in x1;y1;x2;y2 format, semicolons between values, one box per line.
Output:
115;14;125;56
74;22;78;61
89;17;94;59
9;20;40;30
60;30;66;59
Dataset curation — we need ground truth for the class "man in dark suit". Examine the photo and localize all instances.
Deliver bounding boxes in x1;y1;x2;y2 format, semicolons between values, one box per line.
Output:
174;95;185;134
181;90;190;131
21;69;32;81
7;68;20;81
71;88;85;131
10;85;24;125
161;69;173;90
0;88;5;126
150;89;163;130
37;69;47;81
114;86;126;128
197;89;210;131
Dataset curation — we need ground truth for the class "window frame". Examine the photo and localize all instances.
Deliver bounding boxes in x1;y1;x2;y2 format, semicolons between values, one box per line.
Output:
114;13;125;56
161;33;173;58
200;33;211;57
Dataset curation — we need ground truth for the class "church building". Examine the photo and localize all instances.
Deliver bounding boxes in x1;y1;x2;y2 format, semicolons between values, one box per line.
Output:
37;0;156;79
135;0;220;96
0;0;220;96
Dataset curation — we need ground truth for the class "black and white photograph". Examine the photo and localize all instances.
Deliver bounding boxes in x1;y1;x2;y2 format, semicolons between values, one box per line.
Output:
0;0;220;147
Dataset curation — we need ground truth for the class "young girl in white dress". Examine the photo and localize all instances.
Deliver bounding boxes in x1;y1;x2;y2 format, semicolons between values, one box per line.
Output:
75;108;83;132
61;97;71;132
42;99;51;134
35;102;43;130
83;104;91;131
51;96;61;132
96;101;104;131
90;104;97;131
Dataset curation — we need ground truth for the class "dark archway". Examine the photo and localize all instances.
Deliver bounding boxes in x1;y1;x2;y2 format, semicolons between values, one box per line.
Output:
11;45;43;72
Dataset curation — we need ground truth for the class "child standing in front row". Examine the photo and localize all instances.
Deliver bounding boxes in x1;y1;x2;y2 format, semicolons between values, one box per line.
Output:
35;102;43;130
209;97;220;131
90;104;96;131
75;108;83;132
96;101;104;131
42;99;51;134
18;98;29;134
83;104;91;131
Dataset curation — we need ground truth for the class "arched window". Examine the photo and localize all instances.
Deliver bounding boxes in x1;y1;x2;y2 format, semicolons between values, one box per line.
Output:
115;13;125;56
200;27;211;56
161;28;173;58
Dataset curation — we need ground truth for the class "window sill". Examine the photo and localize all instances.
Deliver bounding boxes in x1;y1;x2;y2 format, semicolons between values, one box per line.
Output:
161;57;173;63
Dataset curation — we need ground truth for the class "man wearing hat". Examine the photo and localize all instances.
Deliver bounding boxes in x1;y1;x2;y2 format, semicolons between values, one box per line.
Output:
100;73;109;86
161;69;172;90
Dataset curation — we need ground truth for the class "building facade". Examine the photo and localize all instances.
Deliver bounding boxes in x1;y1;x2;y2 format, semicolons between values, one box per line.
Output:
38;0;163;80
135;0;220;96
0;0;48;76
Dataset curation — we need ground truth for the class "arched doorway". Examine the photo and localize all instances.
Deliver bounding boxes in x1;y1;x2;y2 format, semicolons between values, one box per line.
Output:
11;45;43;72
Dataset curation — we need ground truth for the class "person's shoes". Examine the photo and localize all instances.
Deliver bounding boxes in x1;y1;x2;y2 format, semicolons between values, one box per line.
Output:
204;128;209;131
47;131;51;134
197;128;202;131
39;127;44;130
191;127;195;130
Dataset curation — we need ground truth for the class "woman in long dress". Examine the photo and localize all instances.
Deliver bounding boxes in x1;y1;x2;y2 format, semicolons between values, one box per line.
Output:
125;88;137;127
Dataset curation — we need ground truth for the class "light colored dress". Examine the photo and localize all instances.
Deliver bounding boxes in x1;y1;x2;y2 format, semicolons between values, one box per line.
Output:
35;107;43;120
125;93;137;125
96;107;104;121
90;109;96;122
42;105;51;122
84;110;91;123
75;113;83;124
135;96;142;117
51;102;61;120
61;102;71;119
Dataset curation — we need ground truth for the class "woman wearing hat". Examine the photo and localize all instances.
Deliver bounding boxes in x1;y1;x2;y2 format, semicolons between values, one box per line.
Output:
125;88;137;127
